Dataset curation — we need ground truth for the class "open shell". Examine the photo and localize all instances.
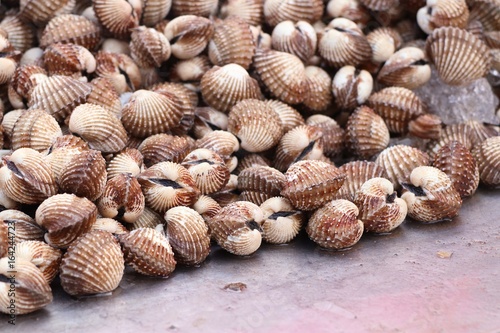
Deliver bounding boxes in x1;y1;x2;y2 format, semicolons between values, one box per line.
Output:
306;115;344;158
271;20;317;63
260;197;304;244
164;15;214;60
331;65;373;111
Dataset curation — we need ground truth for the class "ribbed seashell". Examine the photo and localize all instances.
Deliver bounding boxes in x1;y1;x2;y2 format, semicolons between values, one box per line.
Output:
264;100;305;134
401;166;462;222
306;199;364;250
68;103;127;153
119;227;176;277
354;178;407;233
0;14;35;52
11;109;62;152
468;0;500;32
465;19;485;41
306;115;344;158
86;77;122;116
416;0;469;34
263;0;324;27
0;49;19;85
40;14;101;50
209;180;241;207
98;173;145;223
208;201;264;256
44;138;89;183
408;114;442;140
259;196;303;244
181;148;230;195
0;209;44;242
271;20;317;63
107;148;143;180
281;160;346;211
129;206;165;230
234;154;271;175
274;125;324;172
170;55;212;84
28;75;91;122
238;166;286;205
253;48;309;105
192;195;220;225
121;90;184;138
164;15;214;60
319;18;372;68
331;66;373;111
433;141;479;198
7;65;47;109
220;0;264;26
228;99;283;153
141;0;172;27
375;145;431;190
95;51;142;94
472;136;500;187
171;0;218;16
1;110;25;148
192;107;229;139
201;64;261;113
359;0;398;11
130;26;171;67
208;17;255;70
43;43;96;77
250;25;272;50
0;222;7;257
93;0;140;39
302;66;333;112
425;27;491;85
0;148;57;204
345;106;390;159
138;161;200;214
334;161;387;201
92;218;129;234
377;47;431;89
14;240;62;283
367;87;426;134
19;0;75;27
60;230;124;295
0;258;53;315
195;130;240;160
139;133;194;167
35;193;97;248
164;206;210;265
466;120;498;148
326;0;371;28
366;27;403;63
426;122;473;159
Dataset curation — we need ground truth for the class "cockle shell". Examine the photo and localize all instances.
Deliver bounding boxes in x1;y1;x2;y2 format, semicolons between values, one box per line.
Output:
68;103;128;153
260;196;304;244
192;107;229;139
366;27;403;63
139;133;194;167
107;148;143;180
0;14;35;52
331;65;373;111
220;0;264;26
130;26;171;67
35;193;97;248
0;48;19;85
306;199;364;250
11;109;62;152
86;77;122;116
164;15;214;60
281;160;346;211
60;230;124;295
326;0;372;28
92;218;129;235
195;130;240;160
425;26;491;86
0;258;53;315
234;153;271;175
40;14;101;50
354;177;407;233
14;240;62;283
2;110;26;147
0;209;44;242
43;42;96;77
200;64;262;113
416;0;469;34
401;166;462;222
19;0;75;27
433;141;479;197
130;206;166;230
302;66;333;112
208;201;264;256
271;20;317;63
333;161;388;201
472;136;500;187
426;122;473;159
250;25;272;49
141;0;172;27
95;51;142;94
305;115;344;158
193;194;222;224
93;0;141;39
164;206;211;265
360;0;398;11
0;148;57;204
265;100;305;133
0;223;7;257
138;161;200;214
263;0;324;27
238;166;286;205
181;148;230;195
408;114;442;140
345;106;390;159
8;65;47;109
468;0;500;32
170;55;212;86
377;47;431;89
171;0;218;17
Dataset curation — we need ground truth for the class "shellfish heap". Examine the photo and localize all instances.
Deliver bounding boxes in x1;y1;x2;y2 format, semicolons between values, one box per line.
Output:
0;0;499;315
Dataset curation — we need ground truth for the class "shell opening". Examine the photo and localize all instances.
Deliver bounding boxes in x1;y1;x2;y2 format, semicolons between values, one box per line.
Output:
268;211;296;220
412;59;428;66
184;159;215;165
6;160;21;177
294;141;316;163
386;192;397;203
246;220;262;232
150;178;183;189
401;183;426;197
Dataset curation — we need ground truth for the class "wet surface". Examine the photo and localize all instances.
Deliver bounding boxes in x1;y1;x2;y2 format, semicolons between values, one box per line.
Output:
3;189;500;333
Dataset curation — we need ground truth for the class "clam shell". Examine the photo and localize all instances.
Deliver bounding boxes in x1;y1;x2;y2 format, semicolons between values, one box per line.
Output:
263;0;324;27
86;77;122;116
366;27;403;63
306;115;344;158
408;114;442;140
93;0;140;39
208;201;264;256
375;145;431;190
8;65;47;109
271;20;317;62
238;166;286;205
416;0;469;33
130;206;166;230
141;0;172;27
334;161;388;201
0;14;35;52
181;148;230;195
165;206;211;265
345;106;390;159
11;109;62;152
306;199;364;250
68;103;128;153
281;160;346;211
192;107;229;139
0;52;18;85
107;148;143;180
130;26;171;67
60;230;124;295
193;194;221;224
14;240;62;284
208;17;255;70
95;51;142;94
265;100;305;134
425;27;491;85
260;196;304;244
472;136;500;187
228;99;284;153
326;0;372;27
35;193;97;248
43;42;96;77
170;55;212;84
401;166;462;222
171;0;218;16
92;218;129;235
164;15;214;60
2;110;26;148
234;153;271;175
220;0;264;26
354;178;407;233
139;133;194;167
200;64;262;113
331;65;373;111
0;223;7;257
466;120;499;148
0;209;44;243
468;0;500;31
426;122;473;159
19;0;75;27
302;66;333;112
359;0;398;11
40;14;101;50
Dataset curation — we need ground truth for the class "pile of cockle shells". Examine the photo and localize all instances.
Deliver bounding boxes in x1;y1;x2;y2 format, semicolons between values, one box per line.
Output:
0;0;499;315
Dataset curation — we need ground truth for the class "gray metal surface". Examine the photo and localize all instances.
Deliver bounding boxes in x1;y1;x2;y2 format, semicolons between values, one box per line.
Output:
3;189;500;333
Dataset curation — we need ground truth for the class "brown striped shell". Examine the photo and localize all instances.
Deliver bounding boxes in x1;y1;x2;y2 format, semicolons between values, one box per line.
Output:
234;153;271;175
164;15;214;60
334;161;388;201
19;0;75;27
171;0;218;17
472;136;500;187
265;100;305;133
401;166;462;222
0;14;35;52
281;160;346;211
426;122;473;159
93;0;141;39
35;193;97;248
306;199;364;250
416;0;469;34
0;210;44;242
331;66;373;111
86;77;122;116
43;43;96;77
195;130;240;160
220;0;264;26
181;148;230;195
60;230;124;295
164;206;211;265
95;51;142;93
359;0;398;11
130;26;171;67
141;0;172;27
107;148;144;179
92;218;129;235
263;0;324;27
271;20;317;63
366;27;403;63
11;109;62;152
8;65;47;109
408;114;442;140
238;166;286;205
354;177;407;233
139;133;194;167
468;0;500;32
305;115;344;158
192;107;229;139
130;206;166;230
302;66;333;112
40;14;101;50
326;0;372;27
193;194;222;223
14;240;62;284
260;196;304;244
